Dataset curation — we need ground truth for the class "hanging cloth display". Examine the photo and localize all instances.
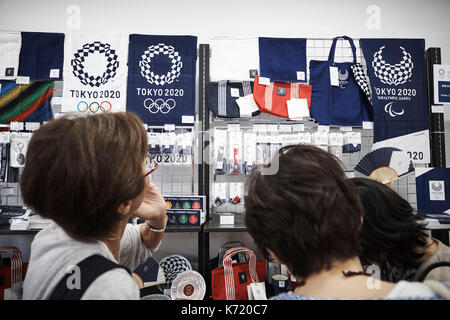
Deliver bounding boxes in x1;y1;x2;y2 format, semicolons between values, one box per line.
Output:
126;34;197;126
0;31;21;80
61;33;128;113
252;76;312;119
360;38;430;164
18;32;64;81
207;80;259;118
209;37;259;82
309;35;373;126
258;37;307;83
0;80;54;124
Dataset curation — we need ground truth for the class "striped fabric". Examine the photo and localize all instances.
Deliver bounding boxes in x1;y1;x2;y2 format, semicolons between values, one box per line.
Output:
223;247;259;300
0;81;54;124
0;247;23;285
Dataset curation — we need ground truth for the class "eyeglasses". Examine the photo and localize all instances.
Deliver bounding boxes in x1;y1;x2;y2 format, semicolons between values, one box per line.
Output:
144;153;159;177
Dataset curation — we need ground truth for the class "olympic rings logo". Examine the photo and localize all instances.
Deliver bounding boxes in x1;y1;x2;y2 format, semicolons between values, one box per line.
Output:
77;101;112;113
143;98;176;114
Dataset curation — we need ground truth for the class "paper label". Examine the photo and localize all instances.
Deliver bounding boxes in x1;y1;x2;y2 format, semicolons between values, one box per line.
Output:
297;71;305;81
230;87;240;98
16;76;30;84
330;66;339;86
164;124;176;131
258;77;270;86
362;121;374;130
287;98;309;119
49;68;60;78
181;115;195;124
431;105;444;113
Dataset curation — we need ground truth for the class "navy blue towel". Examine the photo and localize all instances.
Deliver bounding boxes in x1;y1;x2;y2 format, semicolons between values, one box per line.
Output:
18;32;64;80
360;39;429;144
258;37;307;83
415;168;450;215
127;34;197;126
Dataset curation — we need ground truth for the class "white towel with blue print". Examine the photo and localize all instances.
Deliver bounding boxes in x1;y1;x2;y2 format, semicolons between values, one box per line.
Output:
62;33;128;113
0;32;21;80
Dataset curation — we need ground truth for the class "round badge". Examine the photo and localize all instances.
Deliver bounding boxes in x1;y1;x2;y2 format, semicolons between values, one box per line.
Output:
183;201;191;209
192;201;201;209
169;214;178;224
179;215;188;224
189;215;198;225
165;201;173;209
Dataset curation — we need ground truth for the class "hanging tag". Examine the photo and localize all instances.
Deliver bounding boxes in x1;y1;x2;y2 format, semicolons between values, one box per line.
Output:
248;282;267;300
230;88;240;98
297;71;305;81
329;66;339;86
258;77;270;86
49;69;60;78
16;76;30;84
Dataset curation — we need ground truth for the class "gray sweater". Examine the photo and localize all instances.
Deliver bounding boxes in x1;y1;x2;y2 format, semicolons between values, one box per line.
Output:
23;222;157;300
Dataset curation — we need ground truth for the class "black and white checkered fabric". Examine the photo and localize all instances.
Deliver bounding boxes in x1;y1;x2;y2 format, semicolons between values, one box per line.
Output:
139;43;182;86
159;255;192;289
71;41;119;87
372;46;413;86
350;63;372;106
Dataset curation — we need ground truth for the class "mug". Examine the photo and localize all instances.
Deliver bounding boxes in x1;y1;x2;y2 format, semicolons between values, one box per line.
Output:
271;274;289;295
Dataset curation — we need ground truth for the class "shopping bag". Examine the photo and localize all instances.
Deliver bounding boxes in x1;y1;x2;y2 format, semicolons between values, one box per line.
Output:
0;247;27;300
309;35;373;126
211;246;266;300
253;75;312;119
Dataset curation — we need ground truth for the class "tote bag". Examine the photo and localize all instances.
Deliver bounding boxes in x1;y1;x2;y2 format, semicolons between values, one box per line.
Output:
211;247;266;300
309;36;372;126
253;75;312;119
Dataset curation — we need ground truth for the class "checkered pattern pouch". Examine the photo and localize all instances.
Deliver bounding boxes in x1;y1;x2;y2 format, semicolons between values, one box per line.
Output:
350;63;372;106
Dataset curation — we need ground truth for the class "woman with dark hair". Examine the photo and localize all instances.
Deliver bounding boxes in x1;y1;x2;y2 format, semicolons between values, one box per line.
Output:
245;144;450;299
352;177;450;283
22;112;167;299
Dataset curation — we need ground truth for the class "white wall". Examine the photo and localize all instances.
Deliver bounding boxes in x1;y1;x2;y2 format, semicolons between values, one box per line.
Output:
1;0;449;264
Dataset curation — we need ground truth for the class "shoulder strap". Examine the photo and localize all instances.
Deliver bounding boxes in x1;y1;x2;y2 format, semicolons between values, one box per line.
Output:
418;261;450;282
423;280;450;300
49;254;131;300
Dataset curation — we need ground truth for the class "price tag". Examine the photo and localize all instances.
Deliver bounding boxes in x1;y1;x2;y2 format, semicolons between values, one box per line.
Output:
258;77;270;86
297;71;305;81
279;124;292;133
329;66;339;86
292;123;305;132
25;122;40;131
10;122;24;131
164;124;176;131
340;126;353;132
181;115;195;124
266;124;278;132
230;88;240;97
318;125;330;133
16;76;30;84
227;123;240;132
432;105;444;113
253;124;267;132
362;121;374;130
49;69;60;78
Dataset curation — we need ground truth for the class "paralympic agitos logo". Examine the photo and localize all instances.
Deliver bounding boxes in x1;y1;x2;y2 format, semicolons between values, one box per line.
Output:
371;45;415;118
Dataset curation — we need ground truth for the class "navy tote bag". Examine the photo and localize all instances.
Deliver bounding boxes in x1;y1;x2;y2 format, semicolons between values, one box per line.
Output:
309;36;373;126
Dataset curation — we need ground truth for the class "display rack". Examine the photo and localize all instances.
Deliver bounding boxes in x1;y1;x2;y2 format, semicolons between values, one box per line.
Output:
197;39;449;298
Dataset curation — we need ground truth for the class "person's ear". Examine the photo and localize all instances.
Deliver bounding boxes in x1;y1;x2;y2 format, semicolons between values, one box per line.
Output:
118;200;132;217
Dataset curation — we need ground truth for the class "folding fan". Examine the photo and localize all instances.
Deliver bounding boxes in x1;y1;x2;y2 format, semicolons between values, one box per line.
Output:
132;257;166;289
354;147;414;186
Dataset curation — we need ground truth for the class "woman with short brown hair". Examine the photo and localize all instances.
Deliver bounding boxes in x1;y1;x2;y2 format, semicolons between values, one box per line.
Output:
22;112;167;299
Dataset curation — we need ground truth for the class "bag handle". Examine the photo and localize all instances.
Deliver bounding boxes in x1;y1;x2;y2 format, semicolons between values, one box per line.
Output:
328;36;357;64
223;246;259;300
0;247;23;285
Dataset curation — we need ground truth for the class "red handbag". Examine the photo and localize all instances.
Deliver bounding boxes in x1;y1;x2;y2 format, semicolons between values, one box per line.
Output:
253;75;312;118
0;247;27;300
211;247;266;300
